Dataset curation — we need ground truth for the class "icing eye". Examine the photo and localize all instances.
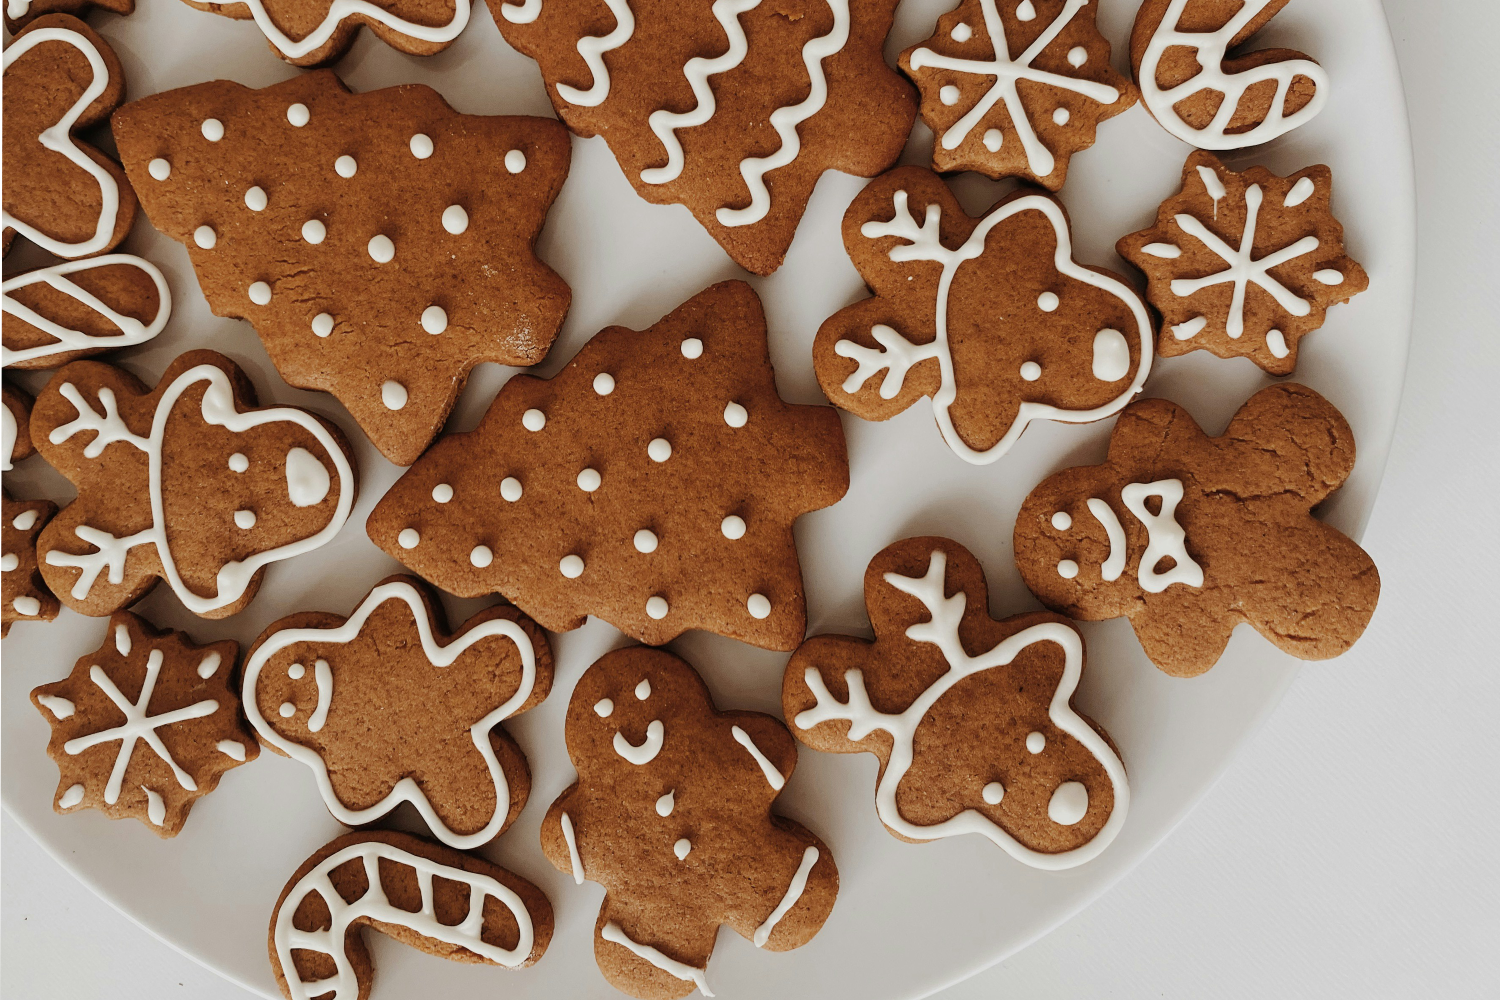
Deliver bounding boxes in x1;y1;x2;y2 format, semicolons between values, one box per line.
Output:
1019;361;1041;381
635;679;651;700
1048;781;1089;825
594;698;614;718
1051;511;1072;530
1026;731;1046;753
983;129;1003;151
1057;559;1079;579
286;447;331;506
982;781;1004;805
1091;329;1131;382
940;85;961;106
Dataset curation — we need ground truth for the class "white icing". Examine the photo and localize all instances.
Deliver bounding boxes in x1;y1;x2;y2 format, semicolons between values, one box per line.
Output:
59;784;85;808
1048;781;1088;825
216;739;246;761
593;372;615;395
287;103;310;127
249;282;272;305
681;337;703;359
1141;242;1182;258
397;528;420;549
1085;497;1125;582
279;701;296;718
441;204;468;234
1025;730;1045;753
1056;559;1078;578
143;785;166;826
1037;291;1059;312
1284;176;1316;208
602;921;712;997
229;452;249;472
234;509;256;530
556;0;635;107
1314;269;1345;285
981;781;1004;804
245;186;268;211
194;226;217;249
470;545;493;567
2;255;172;368
753;845;817;947
1052;107;1070;125
308;659;333;732
197;652;222;679
148;158;171;181
646;595;669;619
410;134;434;159
335;156;357;178
1067;45;1087;68
13;595;41;615
655;790;674;816
594;698;614;717
1019;361;1041;381
730;725;784;789
13;509;38;530
522;408;545;431
38;694;75;718
613;720;664;765
1266;328;1289;358
286;447;331;507
1091;329;1130;381
1120;480;1204;593
577;467;601;491
982;128;1002;151
633;529;658;553
647;437;671;462
368;235;395;263
674;838;691;859
301;220;326;245
940;85;961;106
1;553;17;572
952;22;972;42
421;306;448;334
1015;0;1035;19
746;593;771;619
723;402;748;428
1;401;14;470
500;477;522;502
201;119;224;142
1197;165;1226;217
635;679;651;700
720;515;746;540
559;554;584;578
288;662;305;680
381;380;408;410
561;811;585;884
1171;316;1207;340
432;483;454;502
505;149;526;173
1050;511;1071;530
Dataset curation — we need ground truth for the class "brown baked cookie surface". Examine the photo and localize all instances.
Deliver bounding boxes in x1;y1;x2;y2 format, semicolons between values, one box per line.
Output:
3;386;36;470
2;255;172;369
784;537;1127;865
1130;0;1327;148
492;0;916;275
242;575;553;849
181;0;474;67
2;15;137;260
269;830;553;1000
112;70;571;465
30;611;256;836
540;645;837;1000
1014;383;1380;677
1118;151;1368;375
32;349;358;620
899;0;1135;190
813;166;1152;464
5;0;133;34
3;493;60;637
368;280;848;651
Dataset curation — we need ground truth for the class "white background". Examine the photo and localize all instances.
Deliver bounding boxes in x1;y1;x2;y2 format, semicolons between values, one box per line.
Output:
4;0;1497;997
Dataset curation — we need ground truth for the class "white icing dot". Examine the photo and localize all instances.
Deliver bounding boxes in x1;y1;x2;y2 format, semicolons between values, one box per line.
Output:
1057;559;1079;579
1067;45;1088;68
681;337;703;359
148;158;170;181
335;155;357;178
244;186;268;211
368;234;395;263
13;595;41;615
470;545;493;567
432;483;454;503
646;596;669;620
723;402;747;427
381;381;408;410
635;679;651;700
301;219;326;245
983;128;1003;151
287;103;310;127
594;372;615;395
312;313;335;337
1015;0;1036;20
940;85;961;106
288;662;305;679
1048;781;1089;825
13;510;38;530
193;225;216;249
248;281;272;305
648;438;671;462
1;553;17;571
279;702;296;718
559;554;585;578
59;784;85;808
1051;511;1072;530
398;528;420;549
421;305;448;334
1053;108;1070;125
594;698;614;717
197;652;222;679
721;515;746;540
1037;291;1060;312
1314;269;1345;285
505;149;527;173
982;781;1005;805
1284;176;1316;207
747;593;771;619
442;204;469;234
1026;731;1046;754
1092;329;1131;382
410;133;434;159
201;118;224;141
1266;329;1290;359
233;509;256;530
951;21;972;41
655;790;674;816
1019;361;1042;381
577;468;601;492
633;529;658;553
673;838;691;860
522;408;545;431
501;477;523;502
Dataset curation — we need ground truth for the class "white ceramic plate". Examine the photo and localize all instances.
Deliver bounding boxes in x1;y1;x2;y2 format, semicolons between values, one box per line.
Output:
1;0;1413;997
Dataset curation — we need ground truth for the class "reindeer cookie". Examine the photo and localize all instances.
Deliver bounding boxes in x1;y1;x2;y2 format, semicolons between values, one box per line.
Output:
3;494;59;637
243;576;552;849
3;255;171;369
785;537;1127;865
32;349;358;620
30;611;257;836
5;0;133;34
270;830;552;1000
1015;383;1380;677
541;646;837;999
813;166;1152;464
180;0;474;66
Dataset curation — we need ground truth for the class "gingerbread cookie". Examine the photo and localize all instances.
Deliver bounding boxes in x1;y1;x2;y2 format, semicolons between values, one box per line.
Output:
541;646;837;999
3;255;171;369
270;830;553;1000
3;15;137;259
785;538;1127;864
5;0;133;34
3;494;59;636
30;611;256;835
813;166;1152;464
899;0;1135;189
182;0;474;67
243;575;552;849
112;70;572;466
33;349;357;619
493;0;916;275
1014;383;1380;677
1118;152;1368;375
1131;0;1327;148
368;280;848;652
3;385;35;470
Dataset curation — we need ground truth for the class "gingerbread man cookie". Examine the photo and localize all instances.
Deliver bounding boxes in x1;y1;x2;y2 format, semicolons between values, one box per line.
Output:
1014;383;1380;677
243;575;552;849
368;280;848;652
112;70;572;465
5;0;133;34
30;611;257;836
900;0;1135;189
541;646;838;999
813;166;1152;464
32;349;358;620
3;15;137;260
269;830;553;1000
1118;151;1368;375
3;494;59;636
493;0;916;275
3;385;35;470
785;538;1127;865
180;0;474;66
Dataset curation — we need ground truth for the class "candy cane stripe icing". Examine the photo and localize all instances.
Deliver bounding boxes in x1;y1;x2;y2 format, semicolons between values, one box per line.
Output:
2;256;172;368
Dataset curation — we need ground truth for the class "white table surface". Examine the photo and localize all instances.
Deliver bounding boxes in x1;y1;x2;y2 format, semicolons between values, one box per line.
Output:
5;0;1497;996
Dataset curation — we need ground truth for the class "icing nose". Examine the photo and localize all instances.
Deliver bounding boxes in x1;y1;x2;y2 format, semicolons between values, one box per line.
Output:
1091;329;1130;381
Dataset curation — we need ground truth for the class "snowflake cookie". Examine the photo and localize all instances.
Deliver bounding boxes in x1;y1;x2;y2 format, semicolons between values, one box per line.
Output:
30;611;256;836
899;0;1135;189
243;575;553;849
2;255;171;370
180;0;474;66
813;166;1152;465
493;0;917;275
33;349;358;620
1014;383;1380;677
3;493;59;637
270;830;553;1000
112;70;572;465
1118;152;1368;375
368;280;849;652
541;645;838;1000
784;537;1128;866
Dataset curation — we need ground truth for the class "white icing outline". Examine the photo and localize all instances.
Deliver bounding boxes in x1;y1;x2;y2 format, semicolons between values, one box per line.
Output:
555;0;635;108
236;0;472;60
730;724;784;790
2;255;172;368
752;845;817;946
602;921;713;997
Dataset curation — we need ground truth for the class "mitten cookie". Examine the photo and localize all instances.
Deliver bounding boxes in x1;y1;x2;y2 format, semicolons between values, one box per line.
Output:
369;280;848;652
30;611;257;836
3;494;59;636
269;830;552;1000
1118;152;1367;375
1131;0;1327;148
814;166;1152;465
184;0;473;67
785;538;1127;865
112;71;571;466
3;255;171;369
3;385;35;470
243;575;552;849
1014;383;1380;677
2;15;137;259
493;0;916;275
900;0;1135;189
541;646;837;1000
33;349;358;619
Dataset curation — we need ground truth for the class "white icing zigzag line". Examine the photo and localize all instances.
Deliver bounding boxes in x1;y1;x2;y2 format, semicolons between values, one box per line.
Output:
1138;0;1329;149
275;840;535;1000
907;0;1120;177
717;0;850;228
1;27;121;258
44;365;354;613
2;256;172;368
837;189;1152;465
556;0;635;108
793;549;1129;869
602;921;713;997
640;0;762;185
237;0;471;60
243;581;536;851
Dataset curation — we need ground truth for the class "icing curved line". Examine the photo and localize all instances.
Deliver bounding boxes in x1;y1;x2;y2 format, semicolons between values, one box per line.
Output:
499;0;541;22
602;921;713;997
1120;479;1203;593
556;0;635;108
613;719;664;764
242;580;536;850
236;0;472;60
2;402;15;472
730;724;784;789
560;811;585;884
307;658;333;732
1085;497;1125;582
752;845;817;946
1;27;121;258
2;255;172;368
